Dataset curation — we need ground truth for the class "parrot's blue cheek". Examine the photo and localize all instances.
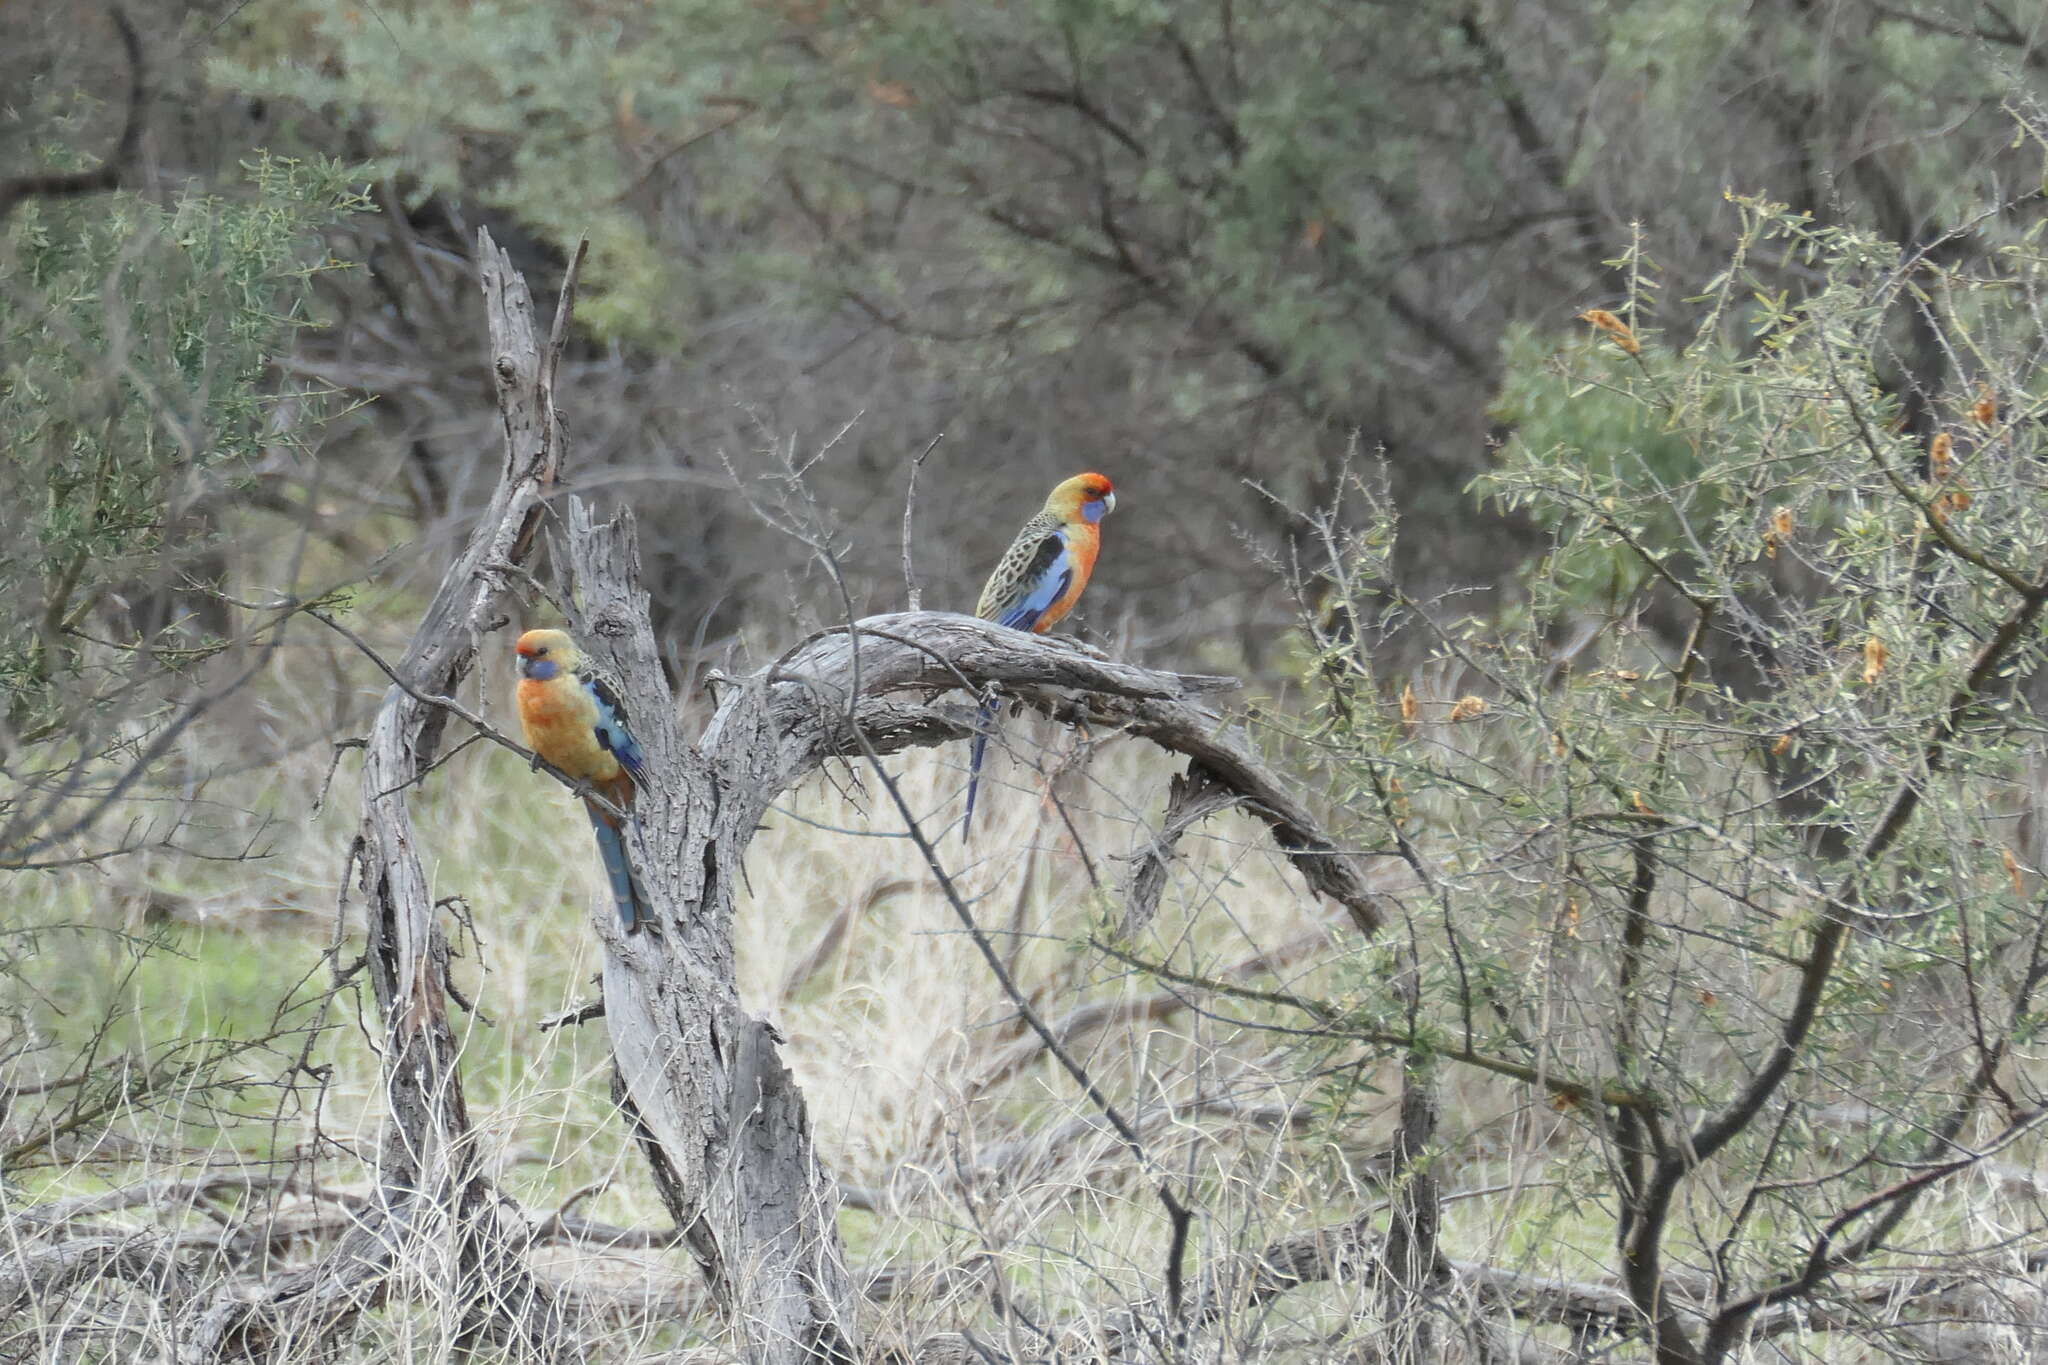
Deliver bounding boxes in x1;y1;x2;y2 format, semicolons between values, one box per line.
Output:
523;659;559;681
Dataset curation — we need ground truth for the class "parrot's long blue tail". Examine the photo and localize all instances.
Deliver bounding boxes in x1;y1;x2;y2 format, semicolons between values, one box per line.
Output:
587;805;653;933
962;696;1001;841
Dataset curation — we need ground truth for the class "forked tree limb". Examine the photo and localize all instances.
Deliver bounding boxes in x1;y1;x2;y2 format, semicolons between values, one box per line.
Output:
174;228;583;1363
565;505;860;1365
1119;763;1237;937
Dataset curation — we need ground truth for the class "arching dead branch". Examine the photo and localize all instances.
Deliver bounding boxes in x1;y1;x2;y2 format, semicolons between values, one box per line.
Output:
557;495;1393;1364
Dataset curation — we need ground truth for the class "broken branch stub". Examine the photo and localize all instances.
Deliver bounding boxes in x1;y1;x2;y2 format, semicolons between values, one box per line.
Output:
1120;764;1237;937
562;504;1388;1363
1022;689;1386;938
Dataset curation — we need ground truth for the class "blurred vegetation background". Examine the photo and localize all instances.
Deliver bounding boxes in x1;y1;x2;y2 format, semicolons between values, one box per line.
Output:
10;1;2048;1362
19;0;2045;675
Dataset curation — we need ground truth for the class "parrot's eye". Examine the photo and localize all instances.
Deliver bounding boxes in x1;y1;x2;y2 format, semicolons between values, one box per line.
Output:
533;647;549;656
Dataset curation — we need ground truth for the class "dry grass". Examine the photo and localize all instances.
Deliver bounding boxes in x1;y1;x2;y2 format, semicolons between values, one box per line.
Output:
3;637;1375;1359
10;633;2048;1362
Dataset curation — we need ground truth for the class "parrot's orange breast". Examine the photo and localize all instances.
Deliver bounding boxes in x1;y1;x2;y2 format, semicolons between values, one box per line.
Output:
517;677;622;782
1036;521;1100;632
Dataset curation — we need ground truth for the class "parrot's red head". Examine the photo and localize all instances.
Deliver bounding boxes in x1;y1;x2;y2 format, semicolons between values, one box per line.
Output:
1047;472;1116;524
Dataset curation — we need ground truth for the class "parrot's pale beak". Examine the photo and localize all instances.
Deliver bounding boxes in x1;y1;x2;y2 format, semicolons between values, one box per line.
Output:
1102;491;1116;515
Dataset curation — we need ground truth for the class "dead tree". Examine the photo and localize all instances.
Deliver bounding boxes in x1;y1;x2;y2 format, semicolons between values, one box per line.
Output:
556;490;1397;1362
170;231;1404;1364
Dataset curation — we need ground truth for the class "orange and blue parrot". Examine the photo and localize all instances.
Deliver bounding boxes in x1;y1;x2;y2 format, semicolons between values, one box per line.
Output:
964;472;1116;839
513;628;654;933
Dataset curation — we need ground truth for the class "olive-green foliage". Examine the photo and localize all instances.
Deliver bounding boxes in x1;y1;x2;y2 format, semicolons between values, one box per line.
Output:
1488;307;1715;606
213;0;2045;468
1284;183;2048;1349
199;0;2048;650
0;154;366;739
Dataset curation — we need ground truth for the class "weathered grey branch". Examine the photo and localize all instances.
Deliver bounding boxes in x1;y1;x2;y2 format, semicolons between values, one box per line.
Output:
11;1171;277;1230
173;228;583;1364
0;1234;191;1318
760;611;1383;938
1120;762;1237;937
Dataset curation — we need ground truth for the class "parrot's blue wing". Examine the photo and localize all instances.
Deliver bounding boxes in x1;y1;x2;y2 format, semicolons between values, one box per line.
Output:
581;672;646;777
994;533;1073;632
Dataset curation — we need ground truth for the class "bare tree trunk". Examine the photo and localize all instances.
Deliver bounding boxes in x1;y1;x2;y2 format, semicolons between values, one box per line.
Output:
565;506;861;1364
1377;1054;1442;1363
176;228;581;1362
1373;943;1443;1365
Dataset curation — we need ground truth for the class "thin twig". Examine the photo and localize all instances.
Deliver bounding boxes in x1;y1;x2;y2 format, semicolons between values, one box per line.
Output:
846;727;1197;1330
902;432;942;611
